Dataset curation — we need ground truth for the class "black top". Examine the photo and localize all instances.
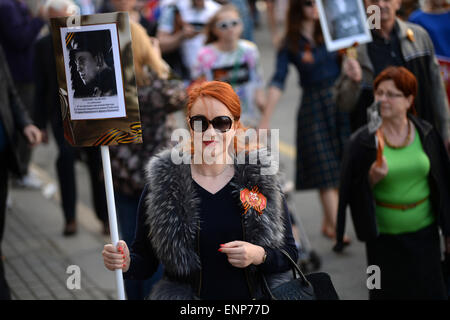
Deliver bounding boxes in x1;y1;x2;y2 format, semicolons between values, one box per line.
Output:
194;179;250;300
124;181;299;299
368;22;405;77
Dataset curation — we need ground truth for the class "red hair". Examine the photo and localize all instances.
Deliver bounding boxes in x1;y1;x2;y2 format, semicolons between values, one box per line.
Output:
186;81;259;154
373;67;417;165
187;81;244;129
373;66;418;115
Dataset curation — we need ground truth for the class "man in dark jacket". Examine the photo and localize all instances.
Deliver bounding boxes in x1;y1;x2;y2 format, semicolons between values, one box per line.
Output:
0;0;46;182
0;45;42;299
334;0;450;153
33;2;109;237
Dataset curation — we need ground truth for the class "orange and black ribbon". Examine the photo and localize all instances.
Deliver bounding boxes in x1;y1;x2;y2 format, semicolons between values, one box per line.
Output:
93;122;142;146
301;43;315;64
375;129;385;167
66;32;75;48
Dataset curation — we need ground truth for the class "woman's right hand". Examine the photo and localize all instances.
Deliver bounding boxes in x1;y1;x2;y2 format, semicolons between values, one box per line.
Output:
102;240;130;272
343;57;362;83
368;156;388;187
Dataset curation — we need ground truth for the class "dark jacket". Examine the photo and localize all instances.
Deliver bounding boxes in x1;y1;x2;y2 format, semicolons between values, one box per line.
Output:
33;33;60;130
0;0;44;83
335;115;450;249
334;19;450;141
0;45;32;176
124;148;298;300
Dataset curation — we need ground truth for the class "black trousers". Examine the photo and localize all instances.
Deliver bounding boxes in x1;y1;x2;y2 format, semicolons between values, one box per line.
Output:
0;149;11;299
51;118;108;224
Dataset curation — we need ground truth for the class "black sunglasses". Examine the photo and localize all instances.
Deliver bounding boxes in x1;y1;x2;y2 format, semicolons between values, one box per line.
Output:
189;115;233;133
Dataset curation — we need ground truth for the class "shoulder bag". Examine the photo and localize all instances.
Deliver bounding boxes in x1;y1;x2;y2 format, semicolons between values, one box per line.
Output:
260;249;339;300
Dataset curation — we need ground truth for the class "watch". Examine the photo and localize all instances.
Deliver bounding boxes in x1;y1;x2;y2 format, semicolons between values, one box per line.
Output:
262;250;267;264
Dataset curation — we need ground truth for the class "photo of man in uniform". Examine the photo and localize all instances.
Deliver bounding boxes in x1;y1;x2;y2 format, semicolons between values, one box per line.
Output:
67;30;117;98
323;0;365;40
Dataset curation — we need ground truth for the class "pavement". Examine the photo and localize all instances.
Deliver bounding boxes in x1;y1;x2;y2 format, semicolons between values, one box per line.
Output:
4;179;114;300
3;6;369;300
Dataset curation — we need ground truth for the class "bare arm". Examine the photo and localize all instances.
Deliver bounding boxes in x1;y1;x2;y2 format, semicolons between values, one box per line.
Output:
258;86;282;129
265;0;282;47
157;24;198;54
157;30;184;54
266;0;277;35
255;88;266;112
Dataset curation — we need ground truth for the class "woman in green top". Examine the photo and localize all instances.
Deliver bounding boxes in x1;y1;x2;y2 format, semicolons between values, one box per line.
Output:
365;66;448;299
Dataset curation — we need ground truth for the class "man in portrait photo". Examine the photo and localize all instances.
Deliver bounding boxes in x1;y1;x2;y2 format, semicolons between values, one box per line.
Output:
67;30;117;98
324;0;365;40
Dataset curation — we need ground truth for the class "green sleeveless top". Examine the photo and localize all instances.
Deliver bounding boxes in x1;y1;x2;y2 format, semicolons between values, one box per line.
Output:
373;129;435;234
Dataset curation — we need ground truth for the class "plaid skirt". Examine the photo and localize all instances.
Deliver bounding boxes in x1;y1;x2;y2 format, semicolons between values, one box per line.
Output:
295;79;350;190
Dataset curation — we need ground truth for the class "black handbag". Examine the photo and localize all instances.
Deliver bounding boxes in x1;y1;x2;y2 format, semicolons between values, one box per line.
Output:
261;249;339;300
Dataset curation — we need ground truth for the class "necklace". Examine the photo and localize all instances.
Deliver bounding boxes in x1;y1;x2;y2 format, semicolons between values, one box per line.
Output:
383;120;411;149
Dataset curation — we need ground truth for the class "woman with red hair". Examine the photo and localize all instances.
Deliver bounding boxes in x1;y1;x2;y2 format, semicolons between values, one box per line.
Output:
102;81;298;300
335;66;450;299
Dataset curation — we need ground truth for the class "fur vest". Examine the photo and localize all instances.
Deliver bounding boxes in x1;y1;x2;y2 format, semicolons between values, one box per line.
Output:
143;148;289;299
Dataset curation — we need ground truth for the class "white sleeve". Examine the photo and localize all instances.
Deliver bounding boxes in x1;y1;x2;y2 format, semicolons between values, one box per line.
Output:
250;45;264;89
158;5;175;34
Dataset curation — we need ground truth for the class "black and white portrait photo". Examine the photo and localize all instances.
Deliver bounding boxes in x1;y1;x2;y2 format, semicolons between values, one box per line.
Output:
59;23;126;121
323;0;364;40
317;0;372;52
51;12;141;146
67;30;117;98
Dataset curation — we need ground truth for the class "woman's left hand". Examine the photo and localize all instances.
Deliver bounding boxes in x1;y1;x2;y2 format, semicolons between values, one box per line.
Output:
219;241;266;268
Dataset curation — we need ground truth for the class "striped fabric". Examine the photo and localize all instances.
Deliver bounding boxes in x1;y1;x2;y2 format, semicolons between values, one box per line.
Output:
295;79;351;190
65;32;75;48
93;122;142;146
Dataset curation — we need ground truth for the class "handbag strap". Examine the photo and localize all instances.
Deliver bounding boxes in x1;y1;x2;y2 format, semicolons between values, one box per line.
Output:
260;249;312;300
260;270;277;300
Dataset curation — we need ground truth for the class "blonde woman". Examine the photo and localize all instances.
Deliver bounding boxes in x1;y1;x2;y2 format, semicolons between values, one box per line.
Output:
192;4;265;128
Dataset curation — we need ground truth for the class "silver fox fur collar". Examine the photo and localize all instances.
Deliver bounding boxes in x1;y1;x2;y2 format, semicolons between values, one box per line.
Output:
144;148;286;299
